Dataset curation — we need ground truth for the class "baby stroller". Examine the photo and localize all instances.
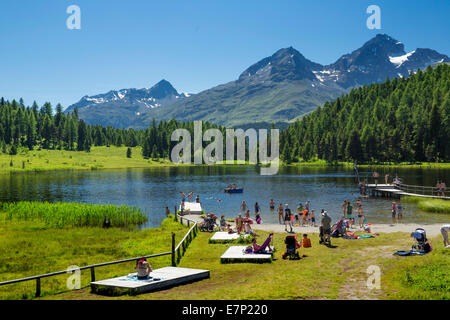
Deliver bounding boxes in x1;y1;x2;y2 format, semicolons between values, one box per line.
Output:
199;214;217;232
330;219;346;238
411;228;432;253
282;235;300;260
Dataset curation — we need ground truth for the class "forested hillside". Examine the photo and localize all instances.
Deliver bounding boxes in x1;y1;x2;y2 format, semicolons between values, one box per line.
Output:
0;99;224;160
280;64;450;163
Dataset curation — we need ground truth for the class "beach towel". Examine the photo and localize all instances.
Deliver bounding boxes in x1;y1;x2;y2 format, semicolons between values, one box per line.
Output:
121;275;162;282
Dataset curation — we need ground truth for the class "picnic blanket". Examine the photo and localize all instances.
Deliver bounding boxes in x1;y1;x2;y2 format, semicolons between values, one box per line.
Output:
393;250;429;256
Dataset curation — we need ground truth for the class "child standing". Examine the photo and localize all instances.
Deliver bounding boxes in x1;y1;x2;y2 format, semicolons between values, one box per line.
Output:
310;209;316;227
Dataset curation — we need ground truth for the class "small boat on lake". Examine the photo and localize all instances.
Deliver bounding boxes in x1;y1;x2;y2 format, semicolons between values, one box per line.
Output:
224;188;243;193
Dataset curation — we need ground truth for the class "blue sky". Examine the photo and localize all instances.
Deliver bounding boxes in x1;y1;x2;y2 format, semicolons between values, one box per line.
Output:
0;0;449;109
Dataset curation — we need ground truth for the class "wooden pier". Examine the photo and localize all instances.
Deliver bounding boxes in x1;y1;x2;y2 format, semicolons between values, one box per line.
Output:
365;183;450;200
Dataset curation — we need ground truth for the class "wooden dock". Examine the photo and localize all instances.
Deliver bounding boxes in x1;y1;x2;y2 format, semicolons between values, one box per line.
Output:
365;183;450;200
179;201;203;214
91;267;210;295
220;246;273;263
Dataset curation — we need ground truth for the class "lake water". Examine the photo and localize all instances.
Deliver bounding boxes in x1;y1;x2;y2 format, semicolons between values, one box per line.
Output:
0;166;448;228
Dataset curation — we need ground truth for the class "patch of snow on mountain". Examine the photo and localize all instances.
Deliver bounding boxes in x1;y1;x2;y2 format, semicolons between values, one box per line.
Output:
389;51;415;67
85;97;105;104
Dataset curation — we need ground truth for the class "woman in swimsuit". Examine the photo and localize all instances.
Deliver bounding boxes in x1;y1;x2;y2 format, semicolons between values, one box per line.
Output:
278;203;284;224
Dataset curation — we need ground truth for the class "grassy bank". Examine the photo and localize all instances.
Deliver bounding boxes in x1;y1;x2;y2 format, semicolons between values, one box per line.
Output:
285;160;450;169
40;229;449;300
0;201;148;228
0;215;187;299
402;196;450;214
2;146;449;174
0;146;174;174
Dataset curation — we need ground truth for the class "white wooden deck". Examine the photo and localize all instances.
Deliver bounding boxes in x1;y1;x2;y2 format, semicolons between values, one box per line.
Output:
91;267;209;294
209;232;251;243
220;246;273;263
179;202;203;214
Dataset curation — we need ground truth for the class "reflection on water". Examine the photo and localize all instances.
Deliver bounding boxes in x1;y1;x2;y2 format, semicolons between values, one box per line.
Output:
0;166;448;228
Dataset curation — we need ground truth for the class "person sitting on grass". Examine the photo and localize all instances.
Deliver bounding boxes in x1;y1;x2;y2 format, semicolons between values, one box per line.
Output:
136;258;152;280
302;234;312;248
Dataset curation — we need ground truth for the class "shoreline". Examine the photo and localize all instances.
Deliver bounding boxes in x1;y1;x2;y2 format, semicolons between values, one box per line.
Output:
251;222;446;237
185;215;445;237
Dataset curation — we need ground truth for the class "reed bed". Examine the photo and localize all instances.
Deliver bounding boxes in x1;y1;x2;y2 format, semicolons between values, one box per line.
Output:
402;196;450;213
0;201;148;228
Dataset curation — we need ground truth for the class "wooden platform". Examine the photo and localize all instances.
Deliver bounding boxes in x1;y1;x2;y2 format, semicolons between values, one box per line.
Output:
220;246;273;263
365;184;450;200
90;267;209;295
179;202;203;214
209;232;251;243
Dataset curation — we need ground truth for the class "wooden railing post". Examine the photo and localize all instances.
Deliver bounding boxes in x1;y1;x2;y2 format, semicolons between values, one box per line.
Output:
174;206;177;221
171;232;176;267
90;267;95;282
35;278;41;297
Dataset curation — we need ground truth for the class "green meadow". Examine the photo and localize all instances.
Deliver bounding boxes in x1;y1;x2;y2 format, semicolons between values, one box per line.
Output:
0;215;187;300
0;146;174;174
0;213;447;300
